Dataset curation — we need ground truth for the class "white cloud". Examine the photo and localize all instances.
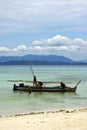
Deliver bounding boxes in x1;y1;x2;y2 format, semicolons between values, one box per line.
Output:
0;47;9;52
31;35;87;60
16;45;28;51
0;0;87;60
0;0;87;33
0;35;87;60
0;45;29;56
33;35;71;46
12;45;29;53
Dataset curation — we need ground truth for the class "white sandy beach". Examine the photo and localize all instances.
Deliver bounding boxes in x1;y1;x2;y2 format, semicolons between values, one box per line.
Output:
0;108;87;130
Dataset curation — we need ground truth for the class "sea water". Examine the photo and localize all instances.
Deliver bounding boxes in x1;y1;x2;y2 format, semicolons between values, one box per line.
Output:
0;65;87;116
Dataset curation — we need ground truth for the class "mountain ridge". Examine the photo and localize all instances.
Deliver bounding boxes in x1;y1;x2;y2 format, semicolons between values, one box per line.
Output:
0;54;86;65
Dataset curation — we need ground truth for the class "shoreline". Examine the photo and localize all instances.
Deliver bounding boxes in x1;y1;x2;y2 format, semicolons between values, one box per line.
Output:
0;108;87;130
1;107;87;118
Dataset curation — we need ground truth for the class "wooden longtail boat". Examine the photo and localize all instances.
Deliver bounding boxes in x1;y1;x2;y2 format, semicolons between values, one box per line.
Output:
13;80;81;93
12;61;81;93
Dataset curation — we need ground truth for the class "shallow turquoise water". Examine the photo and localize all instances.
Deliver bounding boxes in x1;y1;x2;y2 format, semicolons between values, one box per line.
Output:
0;65;87;116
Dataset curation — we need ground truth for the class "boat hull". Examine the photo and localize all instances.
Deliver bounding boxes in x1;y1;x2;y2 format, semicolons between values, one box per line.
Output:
13;83;77;93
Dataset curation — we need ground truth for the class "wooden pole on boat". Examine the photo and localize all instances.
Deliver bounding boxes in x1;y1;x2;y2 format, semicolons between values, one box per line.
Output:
28;60;36;87
29;60;35;78
75;80;81;88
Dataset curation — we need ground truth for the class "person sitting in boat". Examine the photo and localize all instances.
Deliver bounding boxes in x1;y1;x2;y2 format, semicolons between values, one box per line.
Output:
33;76;43;87
36;81;43;87
60;82;66;89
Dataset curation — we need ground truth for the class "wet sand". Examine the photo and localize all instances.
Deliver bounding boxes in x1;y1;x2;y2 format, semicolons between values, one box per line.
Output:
0;108;87;130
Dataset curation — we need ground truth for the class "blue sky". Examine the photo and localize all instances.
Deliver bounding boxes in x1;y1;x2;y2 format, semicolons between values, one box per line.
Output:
0;0;87;60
